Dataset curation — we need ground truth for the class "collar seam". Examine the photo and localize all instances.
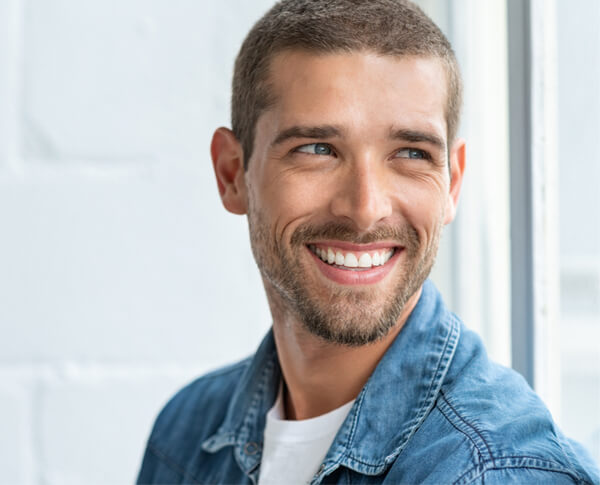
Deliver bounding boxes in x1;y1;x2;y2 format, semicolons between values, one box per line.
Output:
232;348;279;474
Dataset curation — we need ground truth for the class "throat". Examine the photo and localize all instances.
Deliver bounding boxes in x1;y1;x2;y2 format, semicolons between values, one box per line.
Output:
273;319;394;420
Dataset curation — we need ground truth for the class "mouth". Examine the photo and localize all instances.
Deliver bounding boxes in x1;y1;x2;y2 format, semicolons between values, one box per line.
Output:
306;242;401;285
308;244;395;270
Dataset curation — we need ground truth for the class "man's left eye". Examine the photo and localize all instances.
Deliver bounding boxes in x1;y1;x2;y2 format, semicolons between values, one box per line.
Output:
295;143;333;156
395;148;429;160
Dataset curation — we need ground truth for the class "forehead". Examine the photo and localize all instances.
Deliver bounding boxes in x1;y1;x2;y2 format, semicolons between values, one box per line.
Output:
262;50;448;141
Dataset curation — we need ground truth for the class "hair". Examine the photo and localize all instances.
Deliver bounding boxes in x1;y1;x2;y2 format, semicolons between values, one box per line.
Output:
232;0;462;168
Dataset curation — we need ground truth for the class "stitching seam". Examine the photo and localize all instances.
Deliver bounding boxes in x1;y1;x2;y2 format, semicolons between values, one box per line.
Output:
438;401;483;465
440;391;495;466
455;458;581;485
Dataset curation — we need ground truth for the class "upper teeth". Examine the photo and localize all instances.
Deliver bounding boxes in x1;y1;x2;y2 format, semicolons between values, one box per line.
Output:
310;245;394;269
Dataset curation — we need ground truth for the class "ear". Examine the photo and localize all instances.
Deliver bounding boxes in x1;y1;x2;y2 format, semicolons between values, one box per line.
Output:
211;127;248;215
444;138;466;224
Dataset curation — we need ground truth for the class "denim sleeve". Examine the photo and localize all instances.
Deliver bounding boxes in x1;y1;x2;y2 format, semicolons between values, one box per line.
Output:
468;468;582;485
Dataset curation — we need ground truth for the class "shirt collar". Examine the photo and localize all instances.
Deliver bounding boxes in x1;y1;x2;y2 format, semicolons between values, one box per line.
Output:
201;332;281;477
202;279;460;479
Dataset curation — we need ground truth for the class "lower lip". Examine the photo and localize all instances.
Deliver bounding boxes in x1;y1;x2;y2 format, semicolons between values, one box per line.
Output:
307;247;401;285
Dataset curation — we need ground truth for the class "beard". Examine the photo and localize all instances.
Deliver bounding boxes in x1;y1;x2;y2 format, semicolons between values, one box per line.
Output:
247;204;442;347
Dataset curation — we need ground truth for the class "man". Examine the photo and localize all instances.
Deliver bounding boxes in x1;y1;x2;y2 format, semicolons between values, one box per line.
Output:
137;1;599;483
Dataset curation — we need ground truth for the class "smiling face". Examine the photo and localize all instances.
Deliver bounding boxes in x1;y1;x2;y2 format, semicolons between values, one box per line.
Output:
213;50;465;346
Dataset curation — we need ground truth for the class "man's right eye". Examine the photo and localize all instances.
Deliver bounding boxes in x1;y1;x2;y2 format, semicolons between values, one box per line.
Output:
294;143;333;156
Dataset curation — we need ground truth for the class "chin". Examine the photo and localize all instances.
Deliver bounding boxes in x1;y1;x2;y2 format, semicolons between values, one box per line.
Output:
290;284;411;347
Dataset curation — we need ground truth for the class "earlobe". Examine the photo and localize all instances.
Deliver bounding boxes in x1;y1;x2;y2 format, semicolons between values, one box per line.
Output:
444;138;466;224
211;127;248;215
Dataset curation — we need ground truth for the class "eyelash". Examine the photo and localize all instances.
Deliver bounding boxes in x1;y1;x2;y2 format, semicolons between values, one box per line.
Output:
292;143;432;161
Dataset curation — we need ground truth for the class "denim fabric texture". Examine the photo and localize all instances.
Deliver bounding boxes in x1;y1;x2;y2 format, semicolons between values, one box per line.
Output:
137;280;600;484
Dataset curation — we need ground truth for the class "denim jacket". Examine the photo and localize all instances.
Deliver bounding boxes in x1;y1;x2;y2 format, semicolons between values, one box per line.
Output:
137;280;599;484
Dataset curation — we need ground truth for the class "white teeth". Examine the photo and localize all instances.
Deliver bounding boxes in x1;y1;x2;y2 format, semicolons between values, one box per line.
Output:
372;252;381;266
311;245;395;269
344;253;358;267
358;253;372;268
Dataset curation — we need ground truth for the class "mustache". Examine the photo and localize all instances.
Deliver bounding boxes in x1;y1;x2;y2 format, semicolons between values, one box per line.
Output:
290;221;419;247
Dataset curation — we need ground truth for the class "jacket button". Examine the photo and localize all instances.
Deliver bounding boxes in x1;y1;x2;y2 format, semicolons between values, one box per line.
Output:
318;464;326;473
244;442;259;455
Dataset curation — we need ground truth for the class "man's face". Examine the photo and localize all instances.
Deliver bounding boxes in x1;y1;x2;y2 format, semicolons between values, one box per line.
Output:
237;51;463;345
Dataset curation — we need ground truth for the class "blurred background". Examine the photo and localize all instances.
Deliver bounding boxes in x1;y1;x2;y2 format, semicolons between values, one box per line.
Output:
0;0;598;483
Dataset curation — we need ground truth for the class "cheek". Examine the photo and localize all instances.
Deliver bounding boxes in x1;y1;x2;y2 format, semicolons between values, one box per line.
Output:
392;177;449;231
257;173;330;236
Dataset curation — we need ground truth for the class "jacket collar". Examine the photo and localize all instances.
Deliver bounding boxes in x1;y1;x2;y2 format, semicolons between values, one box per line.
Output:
202;280;460;480
201;332;281;478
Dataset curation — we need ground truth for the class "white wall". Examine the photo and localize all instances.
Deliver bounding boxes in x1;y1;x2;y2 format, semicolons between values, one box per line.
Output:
0;1;274;483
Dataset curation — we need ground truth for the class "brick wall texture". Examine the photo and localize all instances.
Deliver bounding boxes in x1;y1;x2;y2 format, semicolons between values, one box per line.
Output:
0;1;275;483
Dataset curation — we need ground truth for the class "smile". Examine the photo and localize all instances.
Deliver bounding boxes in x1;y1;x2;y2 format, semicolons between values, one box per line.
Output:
308;244;395;270
306;242;401;286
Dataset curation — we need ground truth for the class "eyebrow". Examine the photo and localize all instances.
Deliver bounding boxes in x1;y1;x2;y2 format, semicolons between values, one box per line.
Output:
271;125;343;147
270;124;446;151
389;128;446;151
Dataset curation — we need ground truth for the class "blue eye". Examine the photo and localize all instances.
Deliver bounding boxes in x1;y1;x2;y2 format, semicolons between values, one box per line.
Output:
295;143;333;155
396;148;429;160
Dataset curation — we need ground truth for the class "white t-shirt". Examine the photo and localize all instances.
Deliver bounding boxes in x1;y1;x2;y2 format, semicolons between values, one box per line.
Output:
258;385;355;485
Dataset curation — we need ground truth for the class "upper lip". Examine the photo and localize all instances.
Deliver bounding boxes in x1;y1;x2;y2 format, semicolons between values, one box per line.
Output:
308;241;400;251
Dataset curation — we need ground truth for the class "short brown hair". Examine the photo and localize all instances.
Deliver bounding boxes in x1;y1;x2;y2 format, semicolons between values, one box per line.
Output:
232;0;462;168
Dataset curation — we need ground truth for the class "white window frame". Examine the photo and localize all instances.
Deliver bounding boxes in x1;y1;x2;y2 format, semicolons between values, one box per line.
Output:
507;0;561;418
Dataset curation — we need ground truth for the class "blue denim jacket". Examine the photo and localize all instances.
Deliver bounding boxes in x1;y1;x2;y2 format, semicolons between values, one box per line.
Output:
138;280;599;484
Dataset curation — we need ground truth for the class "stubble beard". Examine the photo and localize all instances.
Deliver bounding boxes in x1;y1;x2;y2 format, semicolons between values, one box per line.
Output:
247;205;442;347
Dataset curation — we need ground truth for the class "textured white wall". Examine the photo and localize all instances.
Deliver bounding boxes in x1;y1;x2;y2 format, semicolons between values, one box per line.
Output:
0;1;275;483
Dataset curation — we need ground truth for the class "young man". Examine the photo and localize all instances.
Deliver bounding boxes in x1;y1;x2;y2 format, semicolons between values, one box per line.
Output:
137;1;599;483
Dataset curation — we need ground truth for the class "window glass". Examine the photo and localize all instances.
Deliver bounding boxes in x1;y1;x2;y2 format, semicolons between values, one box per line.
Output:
557;0;600;463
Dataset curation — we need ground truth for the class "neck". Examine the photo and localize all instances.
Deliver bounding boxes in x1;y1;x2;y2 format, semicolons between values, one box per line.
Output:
266;285;422;420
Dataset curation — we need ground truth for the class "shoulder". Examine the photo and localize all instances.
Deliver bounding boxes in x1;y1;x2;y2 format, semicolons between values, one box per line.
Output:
144;357;251;457
432;324;598;484
136;358;253;483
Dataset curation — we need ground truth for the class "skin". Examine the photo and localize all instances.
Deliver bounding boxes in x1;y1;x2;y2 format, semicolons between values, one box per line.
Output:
211;50;466;420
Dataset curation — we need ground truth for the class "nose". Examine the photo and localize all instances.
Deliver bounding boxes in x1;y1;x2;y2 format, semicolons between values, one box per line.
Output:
329;158;393;231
